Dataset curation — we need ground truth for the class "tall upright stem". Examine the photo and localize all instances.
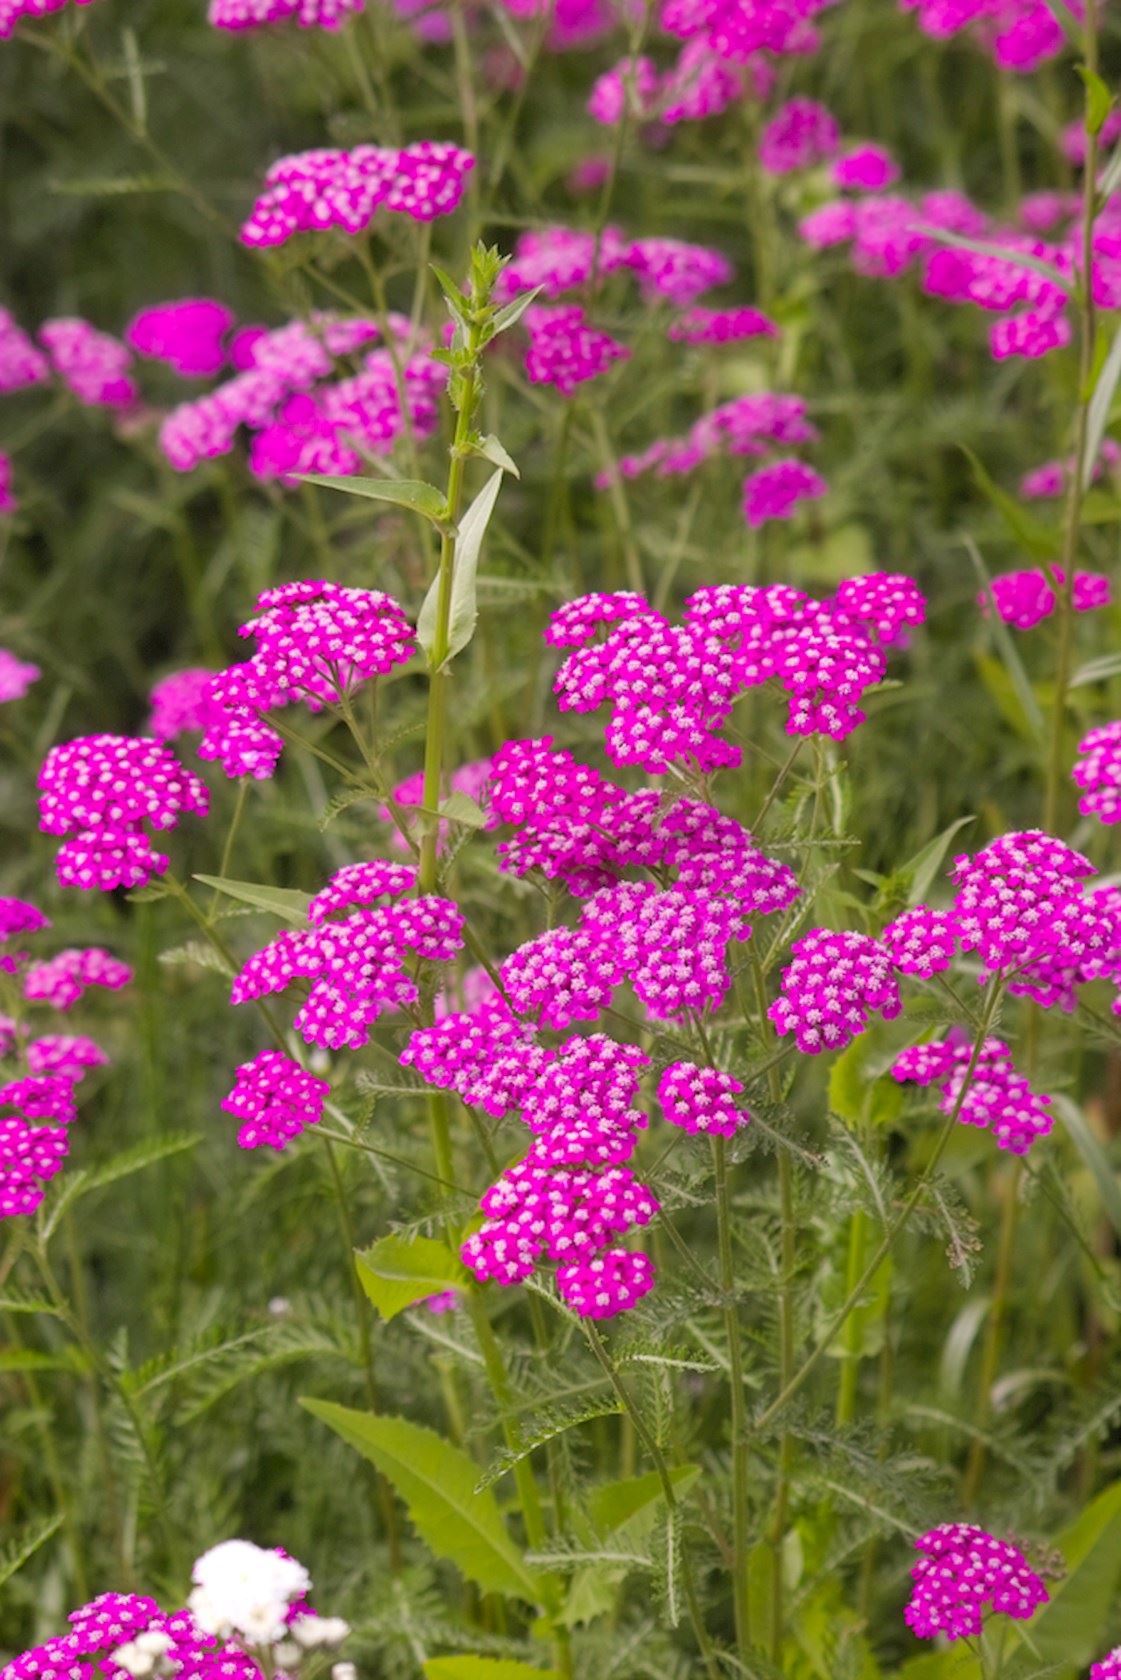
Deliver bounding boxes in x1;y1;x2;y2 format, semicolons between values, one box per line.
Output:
712;1134;753;1661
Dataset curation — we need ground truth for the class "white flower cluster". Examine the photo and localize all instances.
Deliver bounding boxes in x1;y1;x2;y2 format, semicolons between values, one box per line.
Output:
187;1539;313;1645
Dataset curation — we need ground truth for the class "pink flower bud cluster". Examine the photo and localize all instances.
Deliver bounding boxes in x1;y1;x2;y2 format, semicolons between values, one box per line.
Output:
758;97;840;173
0;0;97;39
660;0;830;64
904;1523;1049;1641
38;734;210;891
0;1075;76;1216
125;298;233;378
23;948;132;1012
404;1016;659;1316
892;1036;1054;1155
979;566;1111;630
587;55;661;124
831;143;900;191
1074;721;1121;826
198;580;416;782
231;859;463;1050
0;647;38;698
1;1591;279;1680
28;1033;108;1079
588;43;763;127
39;318;137;410
742;457;828;525
605;391;817;488
240;142;475;248
222;1049;330;1150
770;929;902;1053
0;896;49;944
210;0;362;27
658;1060;751;1135
901;0;1072;72
667;305;778;344
523;305;630;394
0;308;49;391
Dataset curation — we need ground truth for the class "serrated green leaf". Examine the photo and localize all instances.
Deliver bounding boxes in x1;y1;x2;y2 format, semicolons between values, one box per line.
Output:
439;790;488;828
193;876;310;923
1078;65;1114;136
302;1400;545;1603
43;1133;201;1239
301;474;448;525
0;1513;64;1590
424;1661;560;1680
0;1290;62;1316
356;1235;466;1322
158;940;234;976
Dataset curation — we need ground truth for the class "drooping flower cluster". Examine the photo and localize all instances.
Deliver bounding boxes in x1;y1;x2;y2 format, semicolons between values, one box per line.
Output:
38;735;210;891
405;1015;660;1316
240;142;475;247
523;305;630;394
125;299;234;378
3;1541;347;1680
769;929;902;1053
901;0;1072;72
223;1050;331;1151
231;859;463;1049
210;0;362;27
0;0;97;40
904;1523;1049;1642
159;313;443;478
980;566;1111;630
1073;721;1121;826
39;318;137;410
198;580;416;782
892;1036;1054;1154
0;647;38;699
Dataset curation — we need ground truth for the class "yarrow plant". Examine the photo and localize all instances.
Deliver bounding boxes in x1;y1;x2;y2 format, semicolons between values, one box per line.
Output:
6;0;1121;1674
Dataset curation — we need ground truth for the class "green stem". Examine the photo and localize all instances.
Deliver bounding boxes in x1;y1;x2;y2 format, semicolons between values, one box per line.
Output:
961;1160;1023;1508
835;1206;868;1429
712;1133;753;1662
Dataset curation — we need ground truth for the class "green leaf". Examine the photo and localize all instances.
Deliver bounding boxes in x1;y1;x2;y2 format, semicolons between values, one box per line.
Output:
0;1289;62;1316
1078;65;1114;136
301;1400;545;1603
301;474;448;525
43;1133;201;1239
355;1234;466;1322
193;876;310;923
959;446;1059;558
474;433;520;478
0;1514;64;1590
1003;1477;1121;1677
828;1036;902;1129
1052;1095;1121;1244
902;815;977;906
439;790;488;828
1071;650;1121;688
489;285;543;338
0;1348;80;1373
587;1465;700;1533
417;469;504;670
424;1662;560;1680
1081;324;1121;490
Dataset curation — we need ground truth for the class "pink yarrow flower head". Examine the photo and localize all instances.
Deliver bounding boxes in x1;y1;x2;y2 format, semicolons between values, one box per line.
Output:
758;98;840;174
149;669;222;740
125;299;234;378
587;55;661;124
1074;720;1121;825
882;906;958;977
524;305;629;395
831;143;900;192
659;39;755;123
24;948;132;1012
904;1523;1048;1641
0;1074;78;1218
626;237;734;304
660;0;829;61
0;648;38;699
769;929;901;1053
0;0;98;38
892;1036;1054;1154
380;758;494;854
39;318;137;410
28;1033;107;1080
1092;1651;1121;1680
210;0;363;26
231;859;463;1050
980;566;1110;629
222;1049;329;1149
658;1061;751;1136
240;142;474;247
668;305;778;344
742;458;827;526
0;898;49;946
38;735;210;892
201;580;415;782
0;308;49;391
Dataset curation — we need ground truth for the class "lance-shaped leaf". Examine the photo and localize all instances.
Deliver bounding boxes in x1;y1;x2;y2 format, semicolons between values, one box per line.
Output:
356;1234;467;1322
417;469;505;670
193;876;310;923
301;475;448;526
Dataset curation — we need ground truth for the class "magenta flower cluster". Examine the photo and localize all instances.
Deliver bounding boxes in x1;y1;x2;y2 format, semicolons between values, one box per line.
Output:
980;566;1111;629
904;1523;1049;1641
891;1036;1054;1155
1073;721;1121;826
231;859;463;1050
901;0;1072;72
38;735;210;891
209;0;362;28
240;142;475;247
769;930;901;1054
222;1049;330;1150
4;1591;270;1680
495;224;733;308
523;304;630;394
0;0;96;42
